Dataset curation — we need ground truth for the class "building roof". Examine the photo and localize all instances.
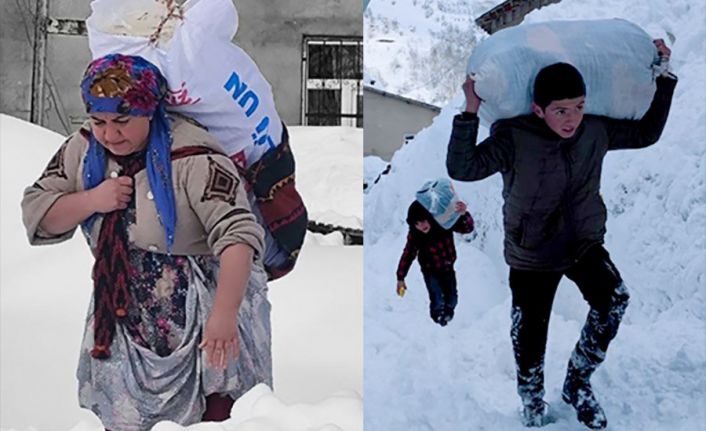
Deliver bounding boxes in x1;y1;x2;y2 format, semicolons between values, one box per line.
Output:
364;85;441;112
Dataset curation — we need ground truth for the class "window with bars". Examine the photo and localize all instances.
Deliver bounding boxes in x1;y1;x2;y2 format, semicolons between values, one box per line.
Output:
302;36;363;127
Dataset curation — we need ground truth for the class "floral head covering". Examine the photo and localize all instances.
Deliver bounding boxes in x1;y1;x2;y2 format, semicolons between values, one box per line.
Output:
80;54;177;251
80;54;167;115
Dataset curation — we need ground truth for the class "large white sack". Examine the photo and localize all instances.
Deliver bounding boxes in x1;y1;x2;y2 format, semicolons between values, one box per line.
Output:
87;0;283;168
467;19;661;126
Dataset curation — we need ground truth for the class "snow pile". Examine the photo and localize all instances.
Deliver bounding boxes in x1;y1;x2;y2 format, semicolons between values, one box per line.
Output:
363;155;388;192
289;126;363;230
0;114;362;431
148;384;362;431
364;0;706;429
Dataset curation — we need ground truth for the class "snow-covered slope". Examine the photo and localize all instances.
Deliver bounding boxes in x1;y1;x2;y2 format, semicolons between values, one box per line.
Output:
364;0;706;429
365;0;500;106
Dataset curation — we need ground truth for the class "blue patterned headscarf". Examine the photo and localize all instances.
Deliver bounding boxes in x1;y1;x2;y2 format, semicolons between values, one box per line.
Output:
80;54;176;251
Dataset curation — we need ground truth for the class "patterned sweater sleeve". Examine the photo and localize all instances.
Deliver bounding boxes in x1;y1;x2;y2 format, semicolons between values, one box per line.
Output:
396;231;418;281
21;132;87;245
182;153;265;258
451;211;474;234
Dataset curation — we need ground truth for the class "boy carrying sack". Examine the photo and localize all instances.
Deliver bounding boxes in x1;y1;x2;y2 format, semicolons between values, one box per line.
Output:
396;194;474;326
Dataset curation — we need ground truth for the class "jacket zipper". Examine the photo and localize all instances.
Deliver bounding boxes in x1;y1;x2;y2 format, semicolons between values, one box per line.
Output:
560;142;578;261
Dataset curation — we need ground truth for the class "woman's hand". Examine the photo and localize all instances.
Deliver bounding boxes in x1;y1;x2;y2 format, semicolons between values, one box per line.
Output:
200;308;240;369
38;177;131;235
200;243;252;369
455;201;468;213
88;176;133;213
463;76;481;113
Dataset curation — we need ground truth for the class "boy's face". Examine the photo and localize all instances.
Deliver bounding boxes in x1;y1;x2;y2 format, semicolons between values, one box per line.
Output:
414;220;431;234
532;96;585;139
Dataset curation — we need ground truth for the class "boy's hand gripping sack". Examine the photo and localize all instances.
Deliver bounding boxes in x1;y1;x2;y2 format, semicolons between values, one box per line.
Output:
467;19;665;125
87;0;307;280
415;178;460;230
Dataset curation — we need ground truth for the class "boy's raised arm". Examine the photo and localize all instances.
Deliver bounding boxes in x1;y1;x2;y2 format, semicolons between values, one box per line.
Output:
606;74;677;150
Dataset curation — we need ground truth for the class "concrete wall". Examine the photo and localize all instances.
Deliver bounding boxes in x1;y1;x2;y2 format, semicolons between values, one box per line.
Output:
0;0;93;134
0;0;362;134
235;0;363;125
0;0;37;124
363;87;440;161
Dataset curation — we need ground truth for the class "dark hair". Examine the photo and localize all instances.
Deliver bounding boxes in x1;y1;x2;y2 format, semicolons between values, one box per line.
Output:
406;200;431;226
533;62;586;109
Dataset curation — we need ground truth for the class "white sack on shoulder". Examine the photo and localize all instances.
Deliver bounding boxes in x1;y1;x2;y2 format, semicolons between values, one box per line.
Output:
87;0;283;168
467;19;661;125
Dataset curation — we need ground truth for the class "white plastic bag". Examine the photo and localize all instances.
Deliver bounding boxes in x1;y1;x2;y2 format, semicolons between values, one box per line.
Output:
415;178;460;230
87;0;283;168
467;19;661;125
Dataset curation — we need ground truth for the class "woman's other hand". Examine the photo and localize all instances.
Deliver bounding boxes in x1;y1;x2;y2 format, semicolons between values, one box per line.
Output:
200;309;240;369
455;201;468;213
88;176;133;213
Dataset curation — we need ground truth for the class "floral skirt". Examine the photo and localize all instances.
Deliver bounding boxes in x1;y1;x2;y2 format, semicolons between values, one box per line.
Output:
76;254;272;431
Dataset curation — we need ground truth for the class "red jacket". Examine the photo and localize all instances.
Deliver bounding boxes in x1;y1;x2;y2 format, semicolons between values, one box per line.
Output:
396;212;474;280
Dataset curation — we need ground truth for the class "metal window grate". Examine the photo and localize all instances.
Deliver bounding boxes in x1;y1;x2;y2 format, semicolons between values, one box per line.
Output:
301;36;363;127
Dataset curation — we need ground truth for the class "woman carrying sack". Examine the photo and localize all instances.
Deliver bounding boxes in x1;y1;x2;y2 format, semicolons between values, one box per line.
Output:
21;54;271;430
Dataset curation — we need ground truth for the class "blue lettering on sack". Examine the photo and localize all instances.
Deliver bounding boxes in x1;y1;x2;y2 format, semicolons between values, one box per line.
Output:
224;72;276;150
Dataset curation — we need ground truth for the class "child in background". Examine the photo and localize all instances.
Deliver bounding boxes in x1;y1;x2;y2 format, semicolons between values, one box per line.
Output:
396;199;474;326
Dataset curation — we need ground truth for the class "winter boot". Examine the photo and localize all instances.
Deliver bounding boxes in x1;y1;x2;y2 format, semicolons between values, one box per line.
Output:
521;398;551;427
562;369;607;429
443;306;454;324
431;310;447;326
562;282;629;429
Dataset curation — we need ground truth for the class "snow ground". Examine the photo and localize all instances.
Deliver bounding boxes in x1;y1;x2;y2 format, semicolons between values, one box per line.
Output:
0;114;362;431
364;0;706;430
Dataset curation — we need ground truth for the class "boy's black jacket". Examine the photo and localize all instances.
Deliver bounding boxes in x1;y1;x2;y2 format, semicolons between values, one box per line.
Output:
446;75;677;271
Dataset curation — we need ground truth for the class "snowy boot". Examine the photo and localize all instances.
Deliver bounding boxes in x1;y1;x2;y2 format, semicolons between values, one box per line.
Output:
510;305;553;427
431;310;447;326
521;397;551;427
563;283;629;429
443;306;454;324
562;362;607;429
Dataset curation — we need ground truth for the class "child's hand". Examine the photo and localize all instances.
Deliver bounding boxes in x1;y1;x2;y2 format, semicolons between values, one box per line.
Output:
455;201;467;213
396;280;407;297
653;38;671;60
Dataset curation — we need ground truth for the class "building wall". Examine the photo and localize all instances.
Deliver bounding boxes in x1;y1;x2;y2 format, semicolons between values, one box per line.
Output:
0;0;362;134
235;0;363;125
363;89;440;161
0;0;37;123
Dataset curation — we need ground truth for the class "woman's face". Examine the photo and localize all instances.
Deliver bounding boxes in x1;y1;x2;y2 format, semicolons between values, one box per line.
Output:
89;113;150;156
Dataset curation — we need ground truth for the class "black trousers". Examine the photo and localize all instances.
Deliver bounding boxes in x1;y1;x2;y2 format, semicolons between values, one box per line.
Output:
509;245;630;403
422;269;458;321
